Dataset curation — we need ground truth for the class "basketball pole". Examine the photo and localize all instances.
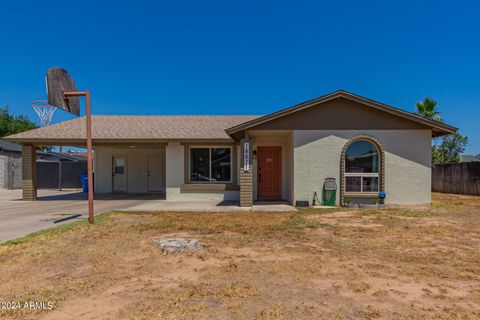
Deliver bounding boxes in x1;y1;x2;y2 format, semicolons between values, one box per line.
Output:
64;90;94;224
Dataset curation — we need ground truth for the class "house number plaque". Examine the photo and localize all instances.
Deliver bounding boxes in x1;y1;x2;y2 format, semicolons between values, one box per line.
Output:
243;141;250;172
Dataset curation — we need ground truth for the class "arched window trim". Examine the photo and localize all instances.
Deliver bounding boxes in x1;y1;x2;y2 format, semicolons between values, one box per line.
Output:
340;135;385;204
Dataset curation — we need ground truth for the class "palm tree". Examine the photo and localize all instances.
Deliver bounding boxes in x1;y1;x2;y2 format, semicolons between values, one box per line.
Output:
415;97;443;122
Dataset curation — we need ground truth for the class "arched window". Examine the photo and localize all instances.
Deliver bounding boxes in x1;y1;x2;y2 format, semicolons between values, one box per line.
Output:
344;140;379;193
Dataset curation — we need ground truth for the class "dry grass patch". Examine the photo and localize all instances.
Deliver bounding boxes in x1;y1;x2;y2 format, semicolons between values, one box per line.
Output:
0;193;479;319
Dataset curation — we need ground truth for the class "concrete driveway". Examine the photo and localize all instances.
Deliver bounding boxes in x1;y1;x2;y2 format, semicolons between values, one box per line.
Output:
0;189;164;241
0;189;296;242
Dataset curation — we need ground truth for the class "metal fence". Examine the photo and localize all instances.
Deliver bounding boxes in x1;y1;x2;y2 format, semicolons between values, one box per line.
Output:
432;162;480;196
37;161;87;189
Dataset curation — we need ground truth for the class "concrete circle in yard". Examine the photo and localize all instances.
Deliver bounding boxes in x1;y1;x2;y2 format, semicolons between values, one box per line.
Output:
154;237;201;255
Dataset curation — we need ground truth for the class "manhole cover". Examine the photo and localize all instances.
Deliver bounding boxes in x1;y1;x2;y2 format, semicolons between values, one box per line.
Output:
154;237;201;255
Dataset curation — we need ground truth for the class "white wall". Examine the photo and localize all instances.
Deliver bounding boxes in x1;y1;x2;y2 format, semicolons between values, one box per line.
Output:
236;144;241;187
165;142;184;199
293;130;432;205
167;189;240;201
286;132;294;204
94;147;165;193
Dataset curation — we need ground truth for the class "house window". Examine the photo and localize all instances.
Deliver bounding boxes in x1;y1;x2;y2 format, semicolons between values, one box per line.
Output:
114;158;125;174
344;140;379;193
190;147;231;182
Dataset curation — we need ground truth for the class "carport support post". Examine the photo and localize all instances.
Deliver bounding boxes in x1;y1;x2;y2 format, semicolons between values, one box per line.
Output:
64;90;94;224
22;144;37;200
240;170;253;207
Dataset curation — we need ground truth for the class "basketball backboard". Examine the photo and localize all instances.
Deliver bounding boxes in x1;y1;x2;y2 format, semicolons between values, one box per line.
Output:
46;67;80;116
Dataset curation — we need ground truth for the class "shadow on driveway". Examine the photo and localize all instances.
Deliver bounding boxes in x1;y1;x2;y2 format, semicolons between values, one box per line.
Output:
36;192;166;201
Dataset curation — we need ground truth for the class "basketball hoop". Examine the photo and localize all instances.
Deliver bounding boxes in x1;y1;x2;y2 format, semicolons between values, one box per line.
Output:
32;100;57;127
44;67;94;224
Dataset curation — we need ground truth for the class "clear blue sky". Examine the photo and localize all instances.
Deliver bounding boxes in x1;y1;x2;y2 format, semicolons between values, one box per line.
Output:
1;0;479;154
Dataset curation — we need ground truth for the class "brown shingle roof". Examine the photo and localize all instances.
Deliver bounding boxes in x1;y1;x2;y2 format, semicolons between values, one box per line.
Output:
4;115;261;144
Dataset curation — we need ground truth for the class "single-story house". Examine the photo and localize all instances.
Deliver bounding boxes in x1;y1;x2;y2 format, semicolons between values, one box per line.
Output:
460;154;480;162
4;90;457;206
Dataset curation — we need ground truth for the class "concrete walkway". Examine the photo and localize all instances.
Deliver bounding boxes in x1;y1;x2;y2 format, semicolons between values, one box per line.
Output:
126;200;296;212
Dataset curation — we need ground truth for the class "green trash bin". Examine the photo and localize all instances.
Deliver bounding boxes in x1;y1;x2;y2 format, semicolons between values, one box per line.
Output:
322;178;337;206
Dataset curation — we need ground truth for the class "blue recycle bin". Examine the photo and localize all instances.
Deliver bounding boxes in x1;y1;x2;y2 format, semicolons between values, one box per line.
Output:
80;173;89;193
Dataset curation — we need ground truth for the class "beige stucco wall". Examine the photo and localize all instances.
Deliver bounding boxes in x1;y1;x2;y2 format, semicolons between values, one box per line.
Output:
293;130;432;205
94;146;165;193
236;144;241;187
165;142;184;199
94;143;239;200
287;132;294;203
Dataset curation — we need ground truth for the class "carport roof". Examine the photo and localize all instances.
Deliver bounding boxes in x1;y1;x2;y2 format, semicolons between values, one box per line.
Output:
3;115;260;145
0;139;22;152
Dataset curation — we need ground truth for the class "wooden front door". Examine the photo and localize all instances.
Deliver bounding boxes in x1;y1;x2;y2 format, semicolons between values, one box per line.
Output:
257;146;282;200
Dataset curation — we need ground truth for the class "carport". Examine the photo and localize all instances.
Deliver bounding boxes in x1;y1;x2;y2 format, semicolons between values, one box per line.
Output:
3;116;170;201
16;142;167;201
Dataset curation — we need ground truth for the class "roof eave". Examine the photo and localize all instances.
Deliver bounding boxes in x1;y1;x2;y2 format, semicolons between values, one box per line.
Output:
2;137;236;147
432;127;458;138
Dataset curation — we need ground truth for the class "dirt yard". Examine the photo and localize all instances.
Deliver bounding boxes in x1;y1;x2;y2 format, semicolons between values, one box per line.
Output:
0;193;479;320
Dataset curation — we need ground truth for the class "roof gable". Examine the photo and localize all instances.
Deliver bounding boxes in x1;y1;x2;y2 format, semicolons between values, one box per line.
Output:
226;90;457;140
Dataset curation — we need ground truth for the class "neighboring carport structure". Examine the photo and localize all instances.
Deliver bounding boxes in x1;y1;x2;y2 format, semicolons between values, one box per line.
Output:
0;139;23;190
